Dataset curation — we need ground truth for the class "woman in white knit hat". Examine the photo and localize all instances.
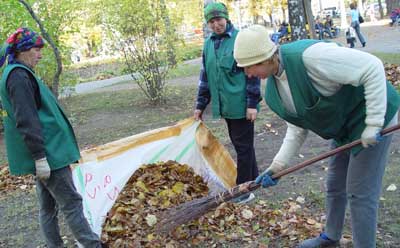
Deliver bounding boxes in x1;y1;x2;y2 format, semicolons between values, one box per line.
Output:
234;25;400;248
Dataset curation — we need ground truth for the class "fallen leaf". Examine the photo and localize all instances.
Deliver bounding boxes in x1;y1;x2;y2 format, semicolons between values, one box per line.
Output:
241;209;254;220
296;196;305;204
306;218;316;225
386;184;397;192
145;214;157;227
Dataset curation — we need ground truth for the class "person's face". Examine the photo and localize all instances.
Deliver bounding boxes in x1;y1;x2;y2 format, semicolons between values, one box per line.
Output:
244;61;276;79
208;17;227;35
17;47;42;68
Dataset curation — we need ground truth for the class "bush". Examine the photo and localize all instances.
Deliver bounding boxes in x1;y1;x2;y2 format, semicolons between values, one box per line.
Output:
176;43;202;61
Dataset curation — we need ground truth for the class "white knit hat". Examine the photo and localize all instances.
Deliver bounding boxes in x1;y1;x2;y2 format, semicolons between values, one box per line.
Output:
234;25;277;67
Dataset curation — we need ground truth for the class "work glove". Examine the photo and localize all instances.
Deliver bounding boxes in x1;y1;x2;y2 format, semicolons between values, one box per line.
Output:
193;109;203;121
246;108;258;122
255;169;278;188
35;158;51;181
255;161;285;188
361;125;383;148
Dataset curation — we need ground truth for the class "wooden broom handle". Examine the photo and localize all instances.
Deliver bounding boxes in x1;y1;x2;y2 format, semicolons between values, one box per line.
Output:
246;123;400;192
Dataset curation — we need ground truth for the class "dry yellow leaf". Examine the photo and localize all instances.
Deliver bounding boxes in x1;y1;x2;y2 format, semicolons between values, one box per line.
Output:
145;214;157;227
241;209;254;220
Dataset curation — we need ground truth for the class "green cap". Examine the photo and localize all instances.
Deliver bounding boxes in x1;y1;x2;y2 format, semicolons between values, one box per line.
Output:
204;2;229;22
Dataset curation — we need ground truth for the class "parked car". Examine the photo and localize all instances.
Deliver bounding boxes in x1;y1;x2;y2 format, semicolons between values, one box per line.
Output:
322;7;339;18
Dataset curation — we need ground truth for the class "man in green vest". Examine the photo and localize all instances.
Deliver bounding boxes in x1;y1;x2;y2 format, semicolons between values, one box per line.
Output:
233;25;399;248
0;27;105;247
194;2;261;203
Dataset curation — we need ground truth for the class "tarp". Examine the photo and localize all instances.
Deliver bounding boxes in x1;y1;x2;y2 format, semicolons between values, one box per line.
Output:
71;118;237;235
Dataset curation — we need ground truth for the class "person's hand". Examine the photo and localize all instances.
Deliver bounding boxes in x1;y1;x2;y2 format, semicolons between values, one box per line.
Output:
246;108;257;122
361;125;382;148
255;161;286;188
255;169;278;188
194;109;203;121
35;158;51;180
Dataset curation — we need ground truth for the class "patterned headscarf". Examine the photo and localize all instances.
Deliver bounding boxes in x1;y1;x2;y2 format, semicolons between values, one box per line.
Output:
0;27;44;67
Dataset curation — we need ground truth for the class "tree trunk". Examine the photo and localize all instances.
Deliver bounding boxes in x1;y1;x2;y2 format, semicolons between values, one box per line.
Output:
269;14;274;27
303;0;316;39
288;0;308;41
358;0;364;15
282;7;287;21
340;0;347;28
18;0;62;98
386;0;400;13
160;0;177;66
378;0;384;18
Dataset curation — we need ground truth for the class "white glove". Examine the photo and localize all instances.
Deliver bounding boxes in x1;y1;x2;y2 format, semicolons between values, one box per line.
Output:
35;158;51;180
246;108;258;122
361;125;382;148
266;160;287;175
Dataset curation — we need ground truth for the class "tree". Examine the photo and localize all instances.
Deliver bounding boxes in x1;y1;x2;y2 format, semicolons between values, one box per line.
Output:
386;0;400;13
339;0;347;28
103;0;180;104
377;0;384;18
0;0;88;97
303;0;316;39
288;0;308;41
19;0;62;97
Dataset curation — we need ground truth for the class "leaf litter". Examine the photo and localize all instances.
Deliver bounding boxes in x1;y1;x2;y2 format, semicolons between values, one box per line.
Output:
101;161;323;247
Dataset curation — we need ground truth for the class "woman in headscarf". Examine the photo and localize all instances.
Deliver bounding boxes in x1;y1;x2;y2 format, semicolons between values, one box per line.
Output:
0;27;106;247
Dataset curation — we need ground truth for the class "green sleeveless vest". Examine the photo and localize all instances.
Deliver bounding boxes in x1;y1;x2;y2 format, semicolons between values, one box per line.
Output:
266;39;400;154
204;28;248;119
0;64;80;175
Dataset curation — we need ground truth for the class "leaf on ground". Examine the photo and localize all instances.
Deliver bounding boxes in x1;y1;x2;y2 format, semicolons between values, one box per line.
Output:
386;184;397;191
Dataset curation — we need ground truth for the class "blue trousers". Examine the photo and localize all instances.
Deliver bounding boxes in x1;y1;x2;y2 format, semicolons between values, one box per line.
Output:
351;21;366;44
324;132;394;247
35;166;102;248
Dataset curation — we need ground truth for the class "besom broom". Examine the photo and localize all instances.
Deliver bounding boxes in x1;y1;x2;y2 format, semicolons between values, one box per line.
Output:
156;123;400;234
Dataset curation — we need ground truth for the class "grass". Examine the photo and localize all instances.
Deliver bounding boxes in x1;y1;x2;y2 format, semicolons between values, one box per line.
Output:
166;63;201;79
61;84;198;148
377;153;400;247
371;52;400;64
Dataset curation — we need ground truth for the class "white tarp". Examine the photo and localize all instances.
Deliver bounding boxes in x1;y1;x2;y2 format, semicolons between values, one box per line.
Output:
71;118;237;235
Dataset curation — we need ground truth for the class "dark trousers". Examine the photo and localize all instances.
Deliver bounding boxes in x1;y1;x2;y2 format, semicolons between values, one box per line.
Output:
225;118;259;185
35;166;102;248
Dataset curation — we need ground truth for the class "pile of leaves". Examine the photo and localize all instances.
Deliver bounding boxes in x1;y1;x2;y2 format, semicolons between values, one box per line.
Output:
101;160;323;247
385;63;400;88
0;165;34;195
101;161;209;246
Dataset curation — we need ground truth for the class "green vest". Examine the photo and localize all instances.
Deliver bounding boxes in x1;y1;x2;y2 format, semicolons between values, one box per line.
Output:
0;64;81;175
266;39;400;154
204;28;248;119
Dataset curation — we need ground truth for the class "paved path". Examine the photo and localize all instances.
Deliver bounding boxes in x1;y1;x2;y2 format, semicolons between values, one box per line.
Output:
60;58;201;97
64;19;398;96
335;19;400;53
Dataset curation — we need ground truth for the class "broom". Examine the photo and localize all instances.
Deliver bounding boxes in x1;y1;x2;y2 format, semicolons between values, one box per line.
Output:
155;123;400;234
